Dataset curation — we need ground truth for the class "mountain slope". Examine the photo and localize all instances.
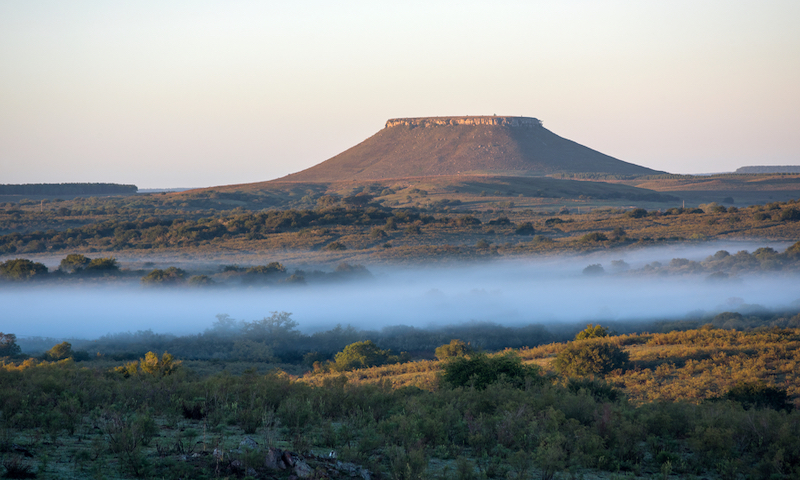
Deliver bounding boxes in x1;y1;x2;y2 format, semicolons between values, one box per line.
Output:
281;116;663;182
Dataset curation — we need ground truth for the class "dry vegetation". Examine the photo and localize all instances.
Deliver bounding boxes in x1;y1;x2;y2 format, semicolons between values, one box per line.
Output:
301;327;800;408
2;172;800;479
2;192;800;266
2;324;800;479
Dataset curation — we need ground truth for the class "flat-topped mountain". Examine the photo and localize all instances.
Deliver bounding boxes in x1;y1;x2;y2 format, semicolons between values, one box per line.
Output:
736;166;800;174
281;116;663;182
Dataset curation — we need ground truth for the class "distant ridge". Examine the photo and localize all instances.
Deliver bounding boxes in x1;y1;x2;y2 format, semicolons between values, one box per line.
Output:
736;166;800;174
0;183;137;195
281;116;664;182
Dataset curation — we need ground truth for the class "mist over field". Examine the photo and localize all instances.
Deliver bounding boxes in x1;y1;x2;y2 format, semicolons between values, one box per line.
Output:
3;241;797;340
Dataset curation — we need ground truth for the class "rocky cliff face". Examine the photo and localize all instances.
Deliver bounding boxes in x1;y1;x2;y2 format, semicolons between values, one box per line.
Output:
385;116;542;129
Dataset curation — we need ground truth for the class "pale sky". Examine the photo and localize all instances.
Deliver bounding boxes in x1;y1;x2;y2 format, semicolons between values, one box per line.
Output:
1;1;799;188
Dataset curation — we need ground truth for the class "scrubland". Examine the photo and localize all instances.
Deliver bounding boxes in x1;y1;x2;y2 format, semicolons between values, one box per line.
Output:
2;192;800;479
2;320;800;479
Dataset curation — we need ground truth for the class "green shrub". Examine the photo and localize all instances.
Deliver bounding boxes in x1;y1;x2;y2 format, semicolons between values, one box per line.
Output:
441;353;542;390
45;341;73;361
386;444;428;480
780;207;800;221
405;224;421;235
553;340;629;377
141;266;186;285
579;232;608;243
515;222;535;235
582;264;605;276
564;377;624;402
625;208;647;218
326;241;347;251
722;381;793;411
59;254;91;273
434;339;472;360
0;333;21;357
333;341;391;371
113;351;181;377
246;262;286;275
85;257;120;273
575;324;609;340
187;275;215;286
0;258;47;280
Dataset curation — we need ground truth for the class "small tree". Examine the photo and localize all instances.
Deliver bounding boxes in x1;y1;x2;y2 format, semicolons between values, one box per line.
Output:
326;241;347;251
441;353;542;390
370;227;387;239
786;241;800;259
780;207;800;221
59;254;91;273
723;381;792;411
334;262;371;277
85;257;120;273
139;351;180;376
342;193;373;207
435;339;472;360
582;264;605;276
141;267;186;285
515;222;535;235
0;258;47;280
187;275;215;286
711;204;728;213
625;208;647;218
405;224;421;235
333;341;391;371
46;341;73;361
575;324;609;340
243;311;299;341
553;340;628;377
246;262;286;275
579;232;608;243
316;195;339;209
0;333;21;357
114;351;181;377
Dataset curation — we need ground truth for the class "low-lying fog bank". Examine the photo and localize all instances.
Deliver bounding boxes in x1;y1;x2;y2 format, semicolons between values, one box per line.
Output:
3;241;797;340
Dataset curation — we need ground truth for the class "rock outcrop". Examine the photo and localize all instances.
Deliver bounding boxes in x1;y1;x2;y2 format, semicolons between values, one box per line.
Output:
385;116;541;128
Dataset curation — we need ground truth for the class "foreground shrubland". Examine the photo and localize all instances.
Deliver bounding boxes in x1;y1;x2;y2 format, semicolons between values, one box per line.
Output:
2;326;800;479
